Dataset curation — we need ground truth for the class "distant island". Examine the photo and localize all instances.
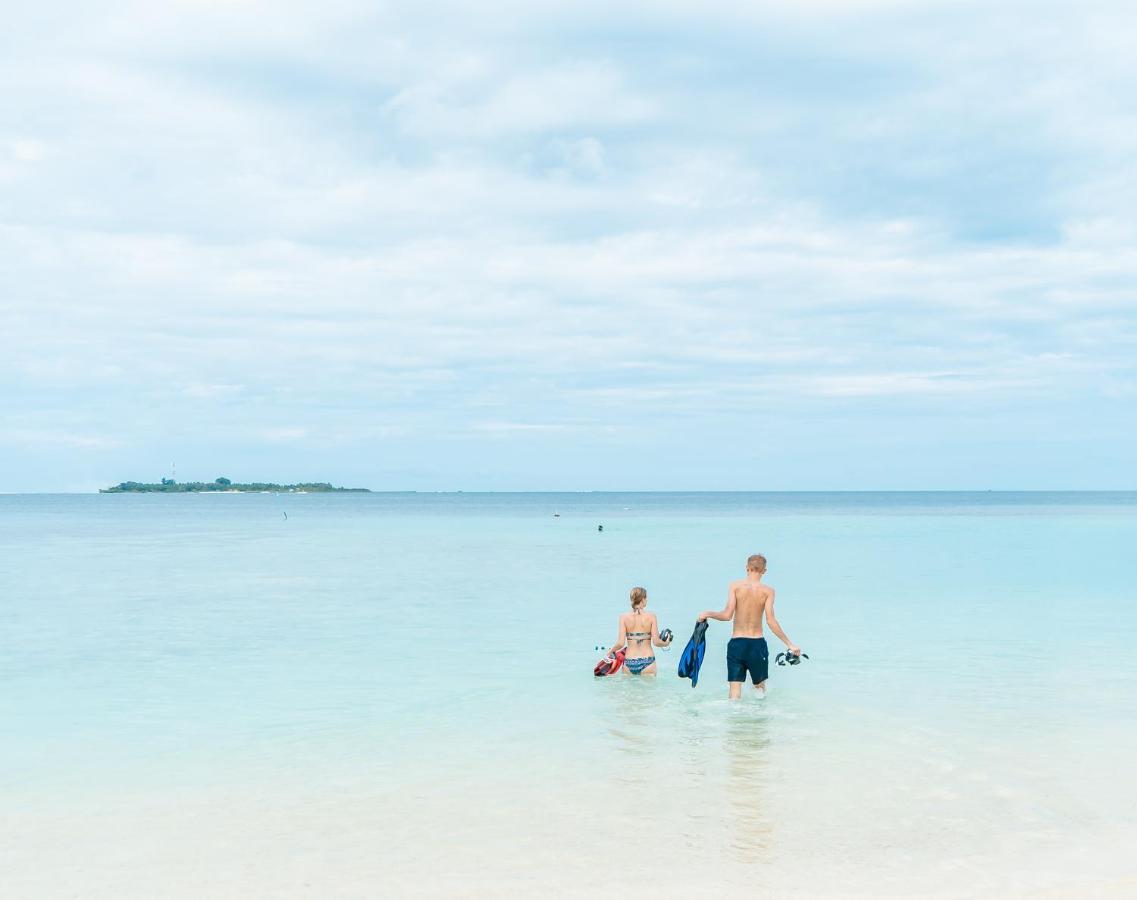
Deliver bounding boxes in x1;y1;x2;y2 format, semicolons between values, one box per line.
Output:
101;478;370;493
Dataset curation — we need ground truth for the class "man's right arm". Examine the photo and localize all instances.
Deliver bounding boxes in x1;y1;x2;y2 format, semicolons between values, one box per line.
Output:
699;586;736;623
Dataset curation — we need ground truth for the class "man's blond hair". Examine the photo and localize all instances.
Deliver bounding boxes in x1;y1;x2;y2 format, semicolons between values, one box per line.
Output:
747;554;767;573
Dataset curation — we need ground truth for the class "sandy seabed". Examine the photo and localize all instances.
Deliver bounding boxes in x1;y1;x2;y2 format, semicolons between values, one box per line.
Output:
7;779;1137;899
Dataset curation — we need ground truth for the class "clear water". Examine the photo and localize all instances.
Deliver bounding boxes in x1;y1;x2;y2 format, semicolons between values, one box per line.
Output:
3;492;1136;897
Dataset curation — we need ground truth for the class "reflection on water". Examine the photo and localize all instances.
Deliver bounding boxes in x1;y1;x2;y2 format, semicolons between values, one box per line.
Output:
597;675;776;864
724;705;772;861
602;678;660;839
604;678;656;765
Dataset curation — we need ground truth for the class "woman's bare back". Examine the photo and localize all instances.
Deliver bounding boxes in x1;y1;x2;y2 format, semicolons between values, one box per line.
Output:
622;610;656;655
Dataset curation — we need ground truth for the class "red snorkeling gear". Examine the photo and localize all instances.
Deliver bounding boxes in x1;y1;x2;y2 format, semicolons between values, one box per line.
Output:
594;648;626;677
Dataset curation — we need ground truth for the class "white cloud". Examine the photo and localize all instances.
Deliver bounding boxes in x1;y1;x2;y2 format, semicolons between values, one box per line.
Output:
0;429;124;450
182;383;245;399
545;137;606;178
6;139;47;163
258;427;309;442
386;60;656;138
471;422;572;434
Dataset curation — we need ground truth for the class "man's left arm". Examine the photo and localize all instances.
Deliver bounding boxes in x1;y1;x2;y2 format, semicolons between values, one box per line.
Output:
764;589;801;655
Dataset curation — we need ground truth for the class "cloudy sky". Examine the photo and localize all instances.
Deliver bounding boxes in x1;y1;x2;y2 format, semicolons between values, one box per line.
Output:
2;0;1135;491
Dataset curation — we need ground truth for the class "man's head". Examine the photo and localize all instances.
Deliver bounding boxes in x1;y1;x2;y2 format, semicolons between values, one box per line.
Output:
746;554;767;574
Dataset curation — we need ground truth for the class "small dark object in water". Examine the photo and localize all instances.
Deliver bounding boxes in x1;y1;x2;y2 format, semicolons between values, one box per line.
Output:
598;524;603;532
775;651;810;666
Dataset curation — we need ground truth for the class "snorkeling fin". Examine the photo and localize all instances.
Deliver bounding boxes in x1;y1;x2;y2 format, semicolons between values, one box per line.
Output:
677;620;708;687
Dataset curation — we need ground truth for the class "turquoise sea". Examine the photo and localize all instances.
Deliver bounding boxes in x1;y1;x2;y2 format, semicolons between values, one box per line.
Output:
3;492;1137;897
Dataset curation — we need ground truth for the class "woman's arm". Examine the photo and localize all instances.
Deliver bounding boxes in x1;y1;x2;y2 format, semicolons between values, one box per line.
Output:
764;590;801;654
699;588;736;623
607;615;628;656
650;613;671;648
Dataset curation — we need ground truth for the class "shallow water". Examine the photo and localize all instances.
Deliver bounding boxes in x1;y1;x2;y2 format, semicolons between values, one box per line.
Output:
3;492;1136;897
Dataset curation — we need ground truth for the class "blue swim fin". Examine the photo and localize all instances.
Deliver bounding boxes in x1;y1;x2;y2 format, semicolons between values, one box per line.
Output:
677;620;709;687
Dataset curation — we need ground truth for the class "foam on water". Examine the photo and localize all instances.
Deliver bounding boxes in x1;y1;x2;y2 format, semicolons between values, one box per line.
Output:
3;492;1136;897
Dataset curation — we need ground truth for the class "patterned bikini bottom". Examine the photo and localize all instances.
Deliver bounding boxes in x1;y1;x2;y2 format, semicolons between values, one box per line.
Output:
624;656;656;675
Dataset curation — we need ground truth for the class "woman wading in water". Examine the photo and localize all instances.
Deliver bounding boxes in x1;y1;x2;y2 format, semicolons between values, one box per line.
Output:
607;587;672;675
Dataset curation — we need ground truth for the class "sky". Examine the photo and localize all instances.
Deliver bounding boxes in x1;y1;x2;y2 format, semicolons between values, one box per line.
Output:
2;0;1135;491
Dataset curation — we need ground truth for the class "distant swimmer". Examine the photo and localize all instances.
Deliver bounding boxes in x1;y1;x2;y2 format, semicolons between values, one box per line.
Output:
598;524;603;532
698;554;803;700
602;587;672;675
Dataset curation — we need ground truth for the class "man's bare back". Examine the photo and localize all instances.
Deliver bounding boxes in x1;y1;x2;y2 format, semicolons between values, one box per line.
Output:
727;578;773;638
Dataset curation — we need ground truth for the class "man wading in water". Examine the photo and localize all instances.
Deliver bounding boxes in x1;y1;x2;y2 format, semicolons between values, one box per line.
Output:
698;554;803;699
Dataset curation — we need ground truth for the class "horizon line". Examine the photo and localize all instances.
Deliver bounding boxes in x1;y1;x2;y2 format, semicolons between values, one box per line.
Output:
4;488;1137;496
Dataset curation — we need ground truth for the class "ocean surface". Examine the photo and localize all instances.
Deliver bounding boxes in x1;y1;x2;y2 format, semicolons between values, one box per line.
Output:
3;492;1136;898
